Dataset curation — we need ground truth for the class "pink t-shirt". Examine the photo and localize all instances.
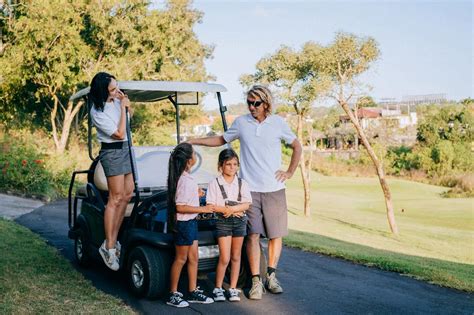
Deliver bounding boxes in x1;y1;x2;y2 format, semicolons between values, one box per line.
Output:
175;171;199;221
206;175;252;207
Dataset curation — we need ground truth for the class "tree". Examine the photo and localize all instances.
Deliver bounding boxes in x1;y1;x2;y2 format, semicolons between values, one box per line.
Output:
0;0;212;153
315;32;399;234
356;95;378;108
414;104;474;176
240;43;332;217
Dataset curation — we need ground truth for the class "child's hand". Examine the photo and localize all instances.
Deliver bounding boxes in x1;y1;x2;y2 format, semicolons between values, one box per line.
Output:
221;206;233;218
233;211;245;218
202;204;215;213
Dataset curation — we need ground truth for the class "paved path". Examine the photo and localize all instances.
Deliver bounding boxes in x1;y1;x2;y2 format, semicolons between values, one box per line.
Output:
4;196;474;314
0;193;43;220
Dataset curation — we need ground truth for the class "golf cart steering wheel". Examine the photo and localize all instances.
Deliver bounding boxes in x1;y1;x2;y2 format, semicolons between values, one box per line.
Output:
190;150;202;174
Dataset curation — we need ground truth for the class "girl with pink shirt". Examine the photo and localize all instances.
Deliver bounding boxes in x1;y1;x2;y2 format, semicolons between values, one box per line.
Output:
206;149;252;302
166;143;215;308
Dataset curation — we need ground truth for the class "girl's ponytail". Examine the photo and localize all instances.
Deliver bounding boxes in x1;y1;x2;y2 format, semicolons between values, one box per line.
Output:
167;142;194;231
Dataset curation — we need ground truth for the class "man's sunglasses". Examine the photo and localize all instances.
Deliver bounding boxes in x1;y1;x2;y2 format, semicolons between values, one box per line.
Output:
247;100;263;108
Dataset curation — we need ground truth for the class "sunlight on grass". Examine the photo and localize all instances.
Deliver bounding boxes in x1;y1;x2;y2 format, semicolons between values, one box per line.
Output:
285;170;474;266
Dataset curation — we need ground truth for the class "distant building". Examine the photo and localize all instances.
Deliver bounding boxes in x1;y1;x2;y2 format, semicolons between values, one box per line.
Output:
381;110;418;128
401;93;447;105
339;108;417;130
339;108;381;129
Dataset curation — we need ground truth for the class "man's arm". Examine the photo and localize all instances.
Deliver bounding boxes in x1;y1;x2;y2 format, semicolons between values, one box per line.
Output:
275;138;302;182
187;135;226;147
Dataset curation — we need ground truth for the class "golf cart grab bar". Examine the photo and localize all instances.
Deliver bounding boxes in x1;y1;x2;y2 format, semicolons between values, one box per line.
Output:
68;169;91;229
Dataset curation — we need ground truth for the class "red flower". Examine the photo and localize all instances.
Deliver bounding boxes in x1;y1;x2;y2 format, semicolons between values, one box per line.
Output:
21;160;27;166
34;159;42;164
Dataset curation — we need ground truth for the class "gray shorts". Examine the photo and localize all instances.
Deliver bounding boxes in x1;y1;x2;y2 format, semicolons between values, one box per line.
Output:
247;189;288;239
99;142;132;177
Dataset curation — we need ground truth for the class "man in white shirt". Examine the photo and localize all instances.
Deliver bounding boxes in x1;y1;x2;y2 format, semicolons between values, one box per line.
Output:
188;85;302;299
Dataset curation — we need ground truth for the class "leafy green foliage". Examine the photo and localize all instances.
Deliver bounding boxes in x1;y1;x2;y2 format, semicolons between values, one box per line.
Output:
412;104;473;176
417;104;473;146
0;139;52;197
0;130;74;200
0;0;212;151
356;96;378;108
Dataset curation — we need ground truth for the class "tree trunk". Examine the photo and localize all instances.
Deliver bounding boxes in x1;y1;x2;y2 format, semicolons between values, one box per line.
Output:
51;96;60;150
339;100;399;235
296;113;311;217
308;123;313;181
51;95;84;153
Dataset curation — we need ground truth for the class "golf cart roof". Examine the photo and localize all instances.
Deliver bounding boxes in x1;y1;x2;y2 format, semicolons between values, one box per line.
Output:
70;80;227;102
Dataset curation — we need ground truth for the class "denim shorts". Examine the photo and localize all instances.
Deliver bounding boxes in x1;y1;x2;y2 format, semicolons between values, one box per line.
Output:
215;214;247;238
174;219;198;246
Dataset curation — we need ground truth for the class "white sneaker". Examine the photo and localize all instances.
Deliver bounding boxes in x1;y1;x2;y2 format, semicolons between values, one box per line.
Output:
249;277;265;300
99;241;120;271
228;288;241;302
212;287;226;302
166;292;189;308
115;241;121;258
266;272;283;294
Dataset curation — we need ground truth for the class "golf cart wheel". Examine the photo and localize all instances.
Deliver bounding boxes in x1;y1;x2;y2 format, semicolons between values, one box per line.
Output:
227;243;267;289
74;228;92;267
127;246;170;299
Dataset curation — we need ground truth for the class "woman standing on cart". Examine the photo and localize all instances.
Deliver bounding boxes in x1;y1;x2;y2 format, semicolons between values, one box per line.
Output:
89;72;134;271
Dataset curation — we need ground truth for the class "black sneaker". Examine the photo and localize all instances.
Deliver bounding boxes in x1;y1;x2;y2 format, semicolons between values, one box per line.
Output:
166;291;189;308
188;287;214;304
213;287;226;302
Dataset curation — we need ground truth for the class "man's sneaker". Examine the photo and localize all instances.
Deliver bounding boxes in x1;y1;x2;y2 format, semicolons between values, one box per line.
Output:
115;241;122;258
166;292;189;308
228;288;241;302
266;272;283;294
212;287;226;302
99;241;119;271
248;277;265;300
188;287;214;304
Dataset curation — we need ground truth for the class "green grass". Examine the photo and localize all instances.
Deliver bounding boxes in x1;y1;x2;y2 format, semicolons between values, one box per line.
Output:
0;218;135;314
285;230;474;292
284;171;474;291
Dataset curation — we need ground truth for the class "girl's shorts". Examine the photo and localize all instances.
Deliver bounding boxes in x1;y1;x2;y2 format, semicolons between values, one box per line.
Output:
215;214;247;238
175;219;198;246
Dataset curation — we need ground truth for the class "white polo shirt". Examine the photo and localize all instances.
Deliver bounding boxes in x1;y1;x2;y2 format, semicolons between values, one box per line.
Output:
223;114;296;193
90;98;127;143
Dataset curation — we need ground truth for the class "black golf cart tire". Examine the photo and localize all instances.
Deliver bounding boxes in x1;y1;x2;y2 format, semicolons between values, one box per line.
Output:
227;243;267;289
127;246;170;299
74;228;92;267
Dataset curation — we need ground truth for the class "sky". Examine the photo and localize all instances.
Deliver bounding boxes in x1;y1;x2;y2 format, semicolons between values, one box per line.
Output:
155;1;473;108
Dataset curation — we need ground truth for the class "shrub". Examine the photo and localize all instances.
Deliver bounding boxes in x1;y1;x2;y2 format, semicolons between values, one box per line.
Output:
440;174;474;198
386;145;414;175
0;139;54;198
0;129;80;200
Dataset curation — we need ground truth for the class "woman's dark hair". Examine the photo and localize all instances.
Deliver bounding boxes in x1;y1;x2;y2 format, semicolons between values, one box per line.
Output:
218;148;240;171
89;72;116;111
167;142;194;228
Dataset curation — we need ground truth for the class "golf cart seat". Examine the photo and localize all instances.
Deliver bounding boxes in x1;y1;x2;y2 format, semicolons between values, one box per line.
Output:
92;149;172;192
80;152;165;217
90;150;171;217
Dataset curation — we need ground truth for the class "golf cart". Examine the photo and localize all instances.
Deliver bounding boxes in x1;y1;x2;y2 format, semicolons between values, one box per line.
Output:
67;81;231;298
